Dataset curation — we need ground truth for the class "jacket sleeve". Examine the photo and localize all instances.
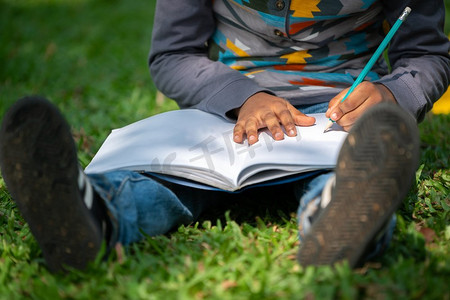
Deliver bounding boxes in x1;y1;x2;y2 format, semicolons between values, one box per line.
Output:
148;0;267;119
376;0;450;122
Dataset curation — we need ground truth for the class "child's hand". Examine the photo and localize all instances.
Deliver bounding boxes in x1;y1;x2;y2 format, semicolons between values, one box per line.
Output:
325;82;397;131
233;92;315;145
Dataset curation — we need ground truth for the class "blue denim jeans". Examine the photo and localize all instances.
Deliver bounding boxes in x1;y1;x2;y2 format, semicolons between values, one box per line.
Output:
88;102;394;260
88;170;330;245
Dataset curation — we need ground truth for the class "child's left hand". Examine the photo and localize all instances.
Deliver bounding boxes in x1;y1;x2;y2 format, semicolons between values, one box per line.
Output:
325;82;397;131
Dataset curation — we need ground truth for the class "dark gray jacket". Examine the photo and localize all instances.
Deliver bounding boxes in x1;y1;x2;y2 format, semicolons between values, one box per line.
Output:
149;0;449;122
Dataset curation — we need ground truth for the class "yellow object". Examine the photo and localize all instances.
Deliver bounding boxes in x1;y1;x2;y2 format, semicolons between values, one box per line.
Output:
432;88;450;114
432;35;450;114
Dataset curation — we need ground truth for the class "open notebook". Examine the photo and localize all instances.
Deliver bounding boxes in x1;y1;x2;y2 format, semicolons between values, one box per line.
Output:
85;109;347;192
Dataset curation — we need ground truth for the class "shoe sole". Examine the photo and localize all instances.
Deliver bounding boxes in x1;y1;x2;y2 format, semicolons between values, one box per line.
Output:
0;97;102;272
297;103;420;268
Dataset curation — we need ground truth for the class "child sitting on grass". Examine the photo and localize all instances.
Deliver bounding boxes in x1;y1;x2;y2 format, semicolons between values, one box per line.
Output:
0;0;448;272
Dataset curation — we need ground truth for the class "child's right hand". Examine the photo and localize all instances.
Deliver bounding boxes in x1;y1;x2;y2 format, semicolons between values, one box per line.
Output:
233;92;315;145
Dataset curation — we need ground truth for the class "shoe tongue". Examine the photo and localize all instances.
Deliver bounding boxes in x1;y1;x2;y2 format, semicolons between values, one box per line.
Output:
320;174;336;209
78;168;114;245
78;168;93;209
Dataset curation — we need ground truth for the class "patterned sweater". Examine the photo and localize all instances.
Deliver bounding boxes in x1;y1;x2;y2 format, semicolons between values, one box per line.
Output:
149;0;449;121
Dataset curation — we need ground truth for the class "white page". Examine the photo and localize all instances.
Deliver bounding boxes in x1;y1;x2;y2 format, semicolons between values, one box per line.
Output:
86;110;240;185
234;114;347;185
86;109;347;190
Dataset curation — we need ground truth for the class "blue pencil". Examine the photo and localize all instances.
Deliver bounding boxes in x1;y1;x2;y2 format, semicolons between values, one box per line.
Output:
323;6;411;132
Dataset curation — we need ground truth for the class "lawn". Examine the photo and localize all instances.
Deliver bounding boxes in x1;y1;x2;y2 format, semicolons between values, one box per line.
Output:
0;1;449;299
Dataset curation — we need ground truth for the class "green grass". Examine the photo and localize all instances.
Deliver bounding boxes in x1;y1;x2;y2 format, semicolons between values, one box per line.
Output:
0;1;449;299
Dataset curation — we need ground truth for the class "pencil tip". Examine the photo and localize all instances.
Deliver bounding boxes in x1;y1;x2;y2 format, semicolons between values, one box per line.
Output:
323;121;333;133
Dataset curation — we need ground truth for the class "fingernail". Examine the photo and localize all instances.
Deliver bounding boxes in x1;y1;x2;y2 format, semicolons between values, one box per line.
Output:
275;132;283;139
289;129;296;136
249;135;256;143
331;113;337;120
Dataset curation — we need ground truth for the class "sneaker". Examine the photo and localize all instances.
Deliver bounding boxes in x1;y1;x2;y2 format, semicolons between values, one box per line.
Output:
297;103;420;267
0;96;113;272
